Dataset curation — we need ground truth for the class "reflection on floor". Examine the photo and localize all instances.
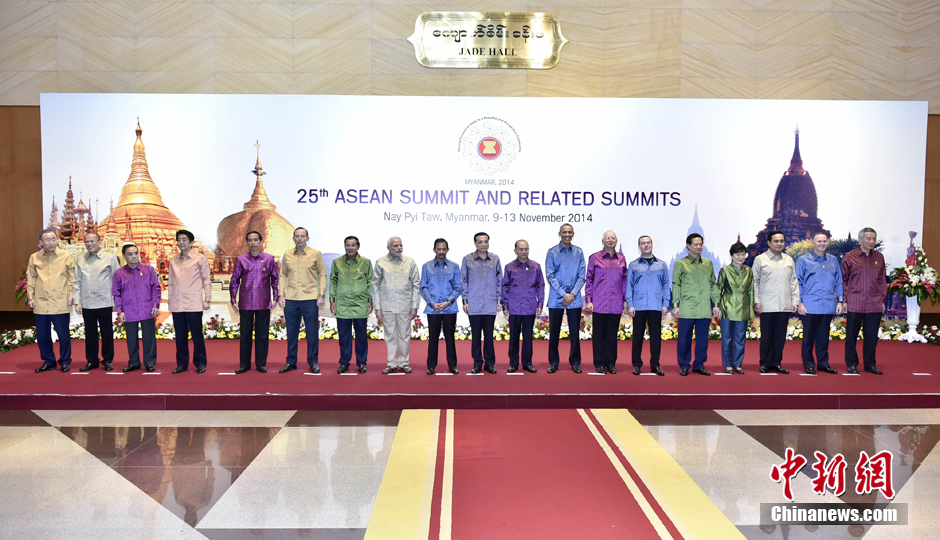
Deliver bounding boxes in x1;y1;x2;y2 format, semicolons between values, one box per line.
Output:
0;409;937;539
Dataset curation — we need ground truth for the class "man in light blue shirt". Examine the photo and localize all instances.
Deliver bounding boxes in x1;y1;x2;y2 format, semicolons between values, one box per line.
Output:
421;238;461;375
544;223;586;373
796;232;844;375
626;235;670;376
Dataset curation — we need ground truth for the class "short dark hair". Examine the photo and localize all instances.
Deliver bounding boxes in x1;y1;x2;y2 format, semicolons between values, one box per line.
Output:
811;231;829;241
176;229;194;242
474;232;489;242
246;230;262;242
122;244;138;256
39;228;56;240
729;242;747;256
638;235;652;245
767;230;786;242
85;232;100;241
514;239;528;249
294;227;308;236
433;238;448;249
344;235;360;247
686;233;703;246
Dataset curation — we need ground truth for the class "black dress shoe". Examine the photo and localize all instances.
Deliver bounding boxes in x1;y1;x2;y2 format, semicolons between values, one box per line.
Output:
805;367;816;375
196;366;206;374
819;366;837;374
524;365;537;373
61;365;71;373
358;364;367;374
548;365;558;373
653;367;665;376
847;367;860;374
864;367;883;375
427;368;435;375
692;368;711;376
235;367;250;374
773;366;790;374
35;364;55;373
123;365;140;373
679;368;689;376
607;366;617;374
507;366;518;373
145;365;155;372
257;366;267;373
483;366;497;374
102;362;113;371
572;365;582;374
633;366;641;376
279;364;296;373
338;364;349;374
79;362;99;372
596;366;606;374
449;367;459;375
759;366;770;374
310;364;320;374
471;367;481;374
172;366;187;374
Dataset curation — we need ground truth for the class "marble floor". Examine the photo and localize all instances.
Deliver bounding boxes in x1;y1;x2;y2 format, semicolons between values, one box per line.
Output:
1;408;937;539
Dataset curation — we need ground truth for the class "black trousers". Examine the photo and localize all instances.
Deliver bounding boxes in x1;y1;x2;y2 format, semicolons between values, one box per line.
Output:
126;318;157;368
759;312;789;368
631;310;662;368
337;317;368;367
845;312;881;370
172;311;207;369
239;309;270;370
468;314;496;368
427;313;458;370
592;313;621;369
801;313;833;370
82;307;114;364
508;314;536;369
548;307;582;367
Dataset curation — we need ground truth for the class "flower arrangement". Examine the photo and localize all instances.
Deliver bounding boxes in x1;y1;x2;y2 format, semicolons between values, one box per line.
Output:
13;269;28;306
888;232;939;306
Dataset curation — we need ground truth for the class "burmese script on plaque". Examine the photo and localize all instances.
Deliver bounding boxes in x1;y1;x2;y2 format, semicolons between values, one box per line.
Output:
408;12;568;69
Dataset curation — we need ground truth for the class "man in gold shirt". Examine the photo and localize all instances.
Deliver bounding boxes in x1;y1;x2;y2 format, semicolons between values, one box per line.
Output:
278;227;327;373
27;229;76;373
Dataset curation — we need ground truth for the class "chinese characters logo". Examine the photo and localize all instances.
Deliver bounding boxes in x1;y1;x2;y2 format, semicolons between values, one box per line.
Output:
770;448;895;501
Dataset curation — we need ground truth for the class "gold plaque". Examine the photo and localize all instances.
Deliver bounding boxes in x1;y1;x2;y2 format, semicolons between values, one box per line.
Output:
407;12;568;69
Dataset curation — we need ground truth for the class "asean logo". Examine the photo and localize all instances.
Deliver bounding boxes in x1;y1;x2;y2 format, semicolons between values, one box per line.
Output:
478;138;501;160
459;118;520;176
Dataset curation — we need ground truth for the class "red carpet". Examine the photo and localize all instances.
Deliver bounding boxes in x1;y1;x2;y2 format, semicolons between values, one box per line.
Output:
0;339;937;410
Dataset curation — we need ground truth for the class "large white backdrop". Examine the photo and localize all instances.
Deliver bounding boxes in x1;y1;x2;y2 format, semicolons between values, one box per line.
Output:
41;94;926;278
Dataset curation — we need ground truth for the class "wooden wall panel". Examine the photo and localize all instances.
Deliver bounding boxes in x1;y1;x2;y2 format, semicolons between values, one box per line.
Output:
923;114;940;315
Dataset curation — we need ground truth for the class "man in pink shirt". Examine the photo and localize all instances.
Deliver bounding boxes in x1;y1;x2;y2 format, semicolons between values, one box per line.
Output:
168;229;212;374
113;244;161;372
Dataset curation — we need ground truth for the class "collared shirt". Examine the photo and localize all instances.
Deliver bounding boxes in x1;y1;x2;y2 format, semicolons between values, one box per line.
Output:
501;259;545;316
585;250;627;315
626;256;671;311
372;254;420;314
167;250;212;312
717;264;755;322
73;250;120;309
841;248;887;313
27;247;75;315
797;252;844;315
461;252;502;315
420;258;461;315
113;263;161;323
672;255;720;320
544;243;586;309
230;252;279;311
329;254;372;319
753;251;800;312
279;246;327;301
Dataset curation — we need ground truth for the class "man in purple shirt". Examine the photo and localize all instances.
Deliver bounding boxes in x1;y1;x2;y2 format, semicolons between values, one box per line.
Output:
841;227;887;375
230;231;279;374
585;230;628;374
501;240;545;373
112;244;161;372
461;232;502;374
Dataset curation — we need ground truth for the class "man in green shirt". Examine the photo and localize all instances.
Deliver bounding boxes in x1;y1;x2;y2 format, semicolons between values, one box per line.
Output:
330;236;373;374
671;233;721;376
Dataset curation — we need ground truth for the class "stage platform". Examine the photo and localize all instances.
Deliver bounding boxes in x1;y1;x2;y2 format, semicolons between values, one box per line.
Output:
0;339;936;410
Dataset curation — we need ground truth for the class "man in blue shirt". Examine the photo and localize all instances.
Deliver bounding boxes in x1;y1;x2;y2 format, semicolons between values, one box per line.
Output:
421;238;461;375
796;232;844;375
626;235;670;376
461;232;502;374
544;223;586;374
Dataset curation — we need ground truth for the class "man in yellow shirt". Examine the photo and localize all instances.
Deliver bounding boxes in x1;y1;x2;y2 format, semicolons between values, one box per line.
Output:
27;229;76;373
278;227;327;373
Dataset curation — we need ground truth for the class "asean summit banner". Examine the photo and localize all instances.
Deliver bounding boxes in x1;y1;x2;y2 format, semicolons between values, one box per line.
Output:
39;94;927;304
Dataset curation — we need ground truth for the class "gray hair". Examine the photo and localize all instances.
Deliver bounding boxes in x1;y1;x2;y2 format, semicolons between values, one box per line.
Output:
387;236;401;248
858;227;877;239
39;228;57;241
602;230;617;242
514;239;528;249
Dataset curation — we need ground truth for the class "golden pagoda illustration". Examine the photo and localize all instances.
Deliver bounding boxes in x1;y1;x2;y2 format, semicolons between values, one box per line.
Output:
98;121;212;275
216;141;294;259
